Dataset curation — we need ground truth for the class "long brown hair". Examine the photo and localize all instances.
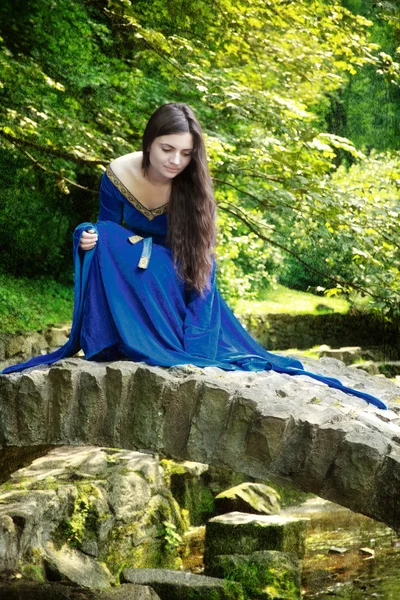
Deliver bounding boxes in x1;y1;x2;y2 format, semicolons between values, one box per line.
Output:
141;103;216;294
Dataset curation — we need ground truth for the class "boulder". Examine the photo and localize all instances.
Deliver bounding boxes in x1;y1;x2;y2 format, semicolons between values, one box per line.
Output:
205;550;301;600
0;447;189;583
161;460;215;526
317;346;364;365
44;543;113;589
214;482;280;516
0;582;161;599
204;512;309;564
121;568;244;600
0;515;20;571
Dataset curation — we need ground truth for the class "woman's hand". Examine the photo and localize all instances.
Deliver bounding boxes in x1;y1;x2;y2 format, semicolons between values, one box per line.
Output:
79;229;98;251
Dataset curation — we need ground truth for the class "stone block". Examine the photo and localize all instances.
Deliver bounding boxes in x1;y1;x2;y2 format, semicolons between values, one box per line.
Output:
44;543;114;589
205;550;301;600
45;327;70;349
100;584;161;599
204;512;309;564
161;459;215;526
0;581;161;599
0;515;19;571
214;483;280;517
121;567;244;599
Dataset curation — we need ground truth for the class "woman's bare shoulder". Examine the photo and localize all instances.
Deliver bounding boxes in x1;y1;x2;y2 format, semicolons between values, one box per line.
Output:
110;152;142;177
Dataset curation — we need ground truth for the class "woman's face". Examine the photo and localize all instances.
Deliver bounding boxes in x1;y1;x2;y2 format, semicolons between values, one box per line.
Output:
147;132;194;182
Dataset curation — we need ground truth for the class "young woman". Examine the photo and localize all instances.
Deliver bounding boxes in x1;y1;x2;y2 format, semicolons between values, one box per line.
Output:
1;103;387;409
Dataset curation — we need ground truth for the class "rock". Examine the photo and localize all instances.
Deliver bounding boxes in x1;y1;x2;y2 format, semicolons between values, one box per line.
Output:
359;547;375;557
121;568;244;599
328;546;348;554
204;512;309;563
44;327;70;349
162;459;260;526
0;581;94;599
0;581;161;599
205;550;301;600
161;459;215;526
44;543;113;589
318;347;363;365
0;447;189;583
81;539;99;557
1;359;400;531
352;361;380;376
0;515;19;571
99;584;161;599
214;482;280;516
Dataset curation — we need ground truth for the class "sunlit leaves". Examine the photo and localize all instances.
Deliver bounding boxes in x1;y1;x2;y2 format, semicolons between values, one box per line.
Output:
0;0;398;312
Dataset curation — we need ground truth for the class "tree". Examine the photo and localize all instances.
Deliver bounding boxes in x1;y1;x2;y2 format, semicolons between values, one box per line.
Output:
0;0;399;311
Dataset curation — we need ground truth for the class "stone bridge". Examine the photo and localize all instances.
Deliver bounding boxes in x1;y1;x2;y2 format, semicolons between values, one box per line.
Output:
1;356;400;530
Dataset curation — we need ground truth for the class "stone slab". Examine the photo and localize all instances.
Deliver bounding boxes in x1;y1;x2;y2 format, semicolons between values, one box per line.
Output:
121;568;244;599
204;512;310;563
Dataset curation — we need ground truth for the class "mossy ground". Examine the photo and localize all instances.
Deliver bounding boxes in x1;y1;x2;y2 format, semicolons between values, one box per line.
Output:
0;270;73;335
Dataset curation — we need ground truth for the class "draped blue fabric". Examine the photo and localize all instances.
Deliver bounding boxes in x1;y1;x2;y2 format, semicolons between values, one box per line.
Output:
1;170;387;410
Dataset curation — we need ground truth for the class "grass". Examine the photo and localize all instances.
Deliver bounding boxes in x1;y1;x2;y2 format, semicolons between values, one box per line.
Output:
278;346;323;360
0;275;350;336
235;283;350;316
0;271;74;335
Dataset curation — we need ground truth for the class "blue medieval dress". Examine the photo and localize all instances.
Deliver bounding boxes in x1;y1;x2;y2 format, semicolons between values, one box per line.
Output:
1;166;387;409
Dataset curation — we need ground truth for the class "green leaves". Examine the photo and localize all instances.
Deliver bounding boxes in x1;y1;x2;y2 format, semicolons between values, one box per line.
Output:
0;0;399;315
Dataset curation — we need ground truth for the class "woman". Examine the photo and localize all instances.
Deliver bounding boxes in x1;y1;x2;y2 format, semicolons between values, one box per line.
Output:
0;103;387;409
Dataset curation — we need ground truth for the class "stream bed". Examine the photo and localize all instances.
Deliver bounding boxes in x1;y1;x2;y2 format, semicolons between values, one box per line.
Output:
284;496;400;599
183;495;400;599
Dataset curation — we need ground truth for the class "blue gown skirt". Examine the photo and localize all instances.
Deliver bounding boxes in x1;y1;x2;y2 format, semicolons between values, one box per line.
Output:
1;221;387;410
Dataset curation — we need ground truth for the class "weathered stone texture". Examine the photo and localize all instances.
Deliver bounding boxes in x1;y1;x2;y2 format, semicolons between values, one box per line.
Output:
1;357;400;529
204;512;309;562
121;568;244;600
0;447;187;583
205;550;301;600
0;582;161;600
214;482;280;516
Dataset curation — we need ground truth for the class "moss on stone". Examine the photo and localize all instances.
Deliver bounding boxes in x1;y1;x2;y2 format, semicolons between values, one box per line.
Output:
21;563;45;582
160;459;216;526
208;552;300;600
61;482;103;548
103;493;185;578
224;561;299;600
160;459;187;487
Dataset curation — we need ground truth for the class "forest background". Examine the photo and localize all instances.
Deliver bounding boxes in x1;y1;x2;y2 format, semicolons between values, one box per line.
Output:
0;0;400;334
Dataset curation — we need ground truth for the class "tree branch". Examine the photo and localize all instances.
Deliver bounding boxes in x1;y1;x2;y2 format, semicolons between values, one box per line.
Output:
218;201;389;302
0;129;107;166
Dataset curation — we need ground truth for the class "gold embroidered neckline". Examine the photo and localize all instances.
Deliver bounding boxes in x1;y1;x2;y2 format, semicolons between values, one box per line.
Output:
106;165;169;221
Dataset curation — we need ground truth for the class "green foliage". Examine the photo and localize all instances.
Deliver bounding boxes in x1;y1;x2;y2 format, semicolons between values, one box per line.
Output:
330;151;400;315
0;0;399;315
161;520;183;551
0;270;73;334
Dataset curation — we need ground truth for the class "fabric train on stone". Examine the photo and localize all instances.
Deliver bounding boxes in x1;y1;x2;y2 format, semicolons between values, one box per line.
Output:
1;167;387;410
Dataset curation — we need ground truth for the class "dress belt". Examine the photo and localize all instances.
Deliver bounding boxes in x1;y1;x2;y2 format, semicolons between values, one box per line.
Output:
128;234;152;269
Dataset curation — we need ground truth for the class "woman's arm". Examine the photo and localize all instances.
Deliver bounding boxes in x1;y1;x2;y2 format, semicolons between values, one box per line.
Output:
80;171;124;251
98;171;124;223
